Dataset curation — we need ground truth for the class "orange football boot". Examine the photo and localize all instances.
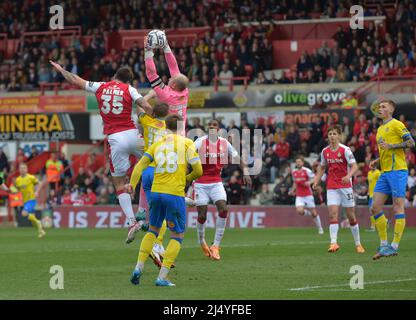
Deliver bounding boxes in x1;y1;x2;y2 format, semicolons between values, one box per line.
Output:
210;245;221;260
356;244;365;253
201;242;211;258
328;243;340;253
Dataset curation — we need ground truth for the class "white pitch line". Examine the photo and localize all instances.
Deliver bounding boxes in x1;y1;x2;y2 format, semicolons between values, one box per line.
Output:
289;278;416;291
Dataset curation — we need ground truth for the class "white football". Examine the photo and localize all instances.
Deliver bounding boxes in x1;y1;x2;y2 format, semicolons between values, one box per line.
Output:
146;29;167;49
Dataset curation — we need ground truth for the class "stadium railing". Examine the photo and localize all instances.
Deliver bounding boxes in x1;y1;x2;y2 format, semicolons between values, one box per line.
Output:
330;74;416;108
213;77;249;91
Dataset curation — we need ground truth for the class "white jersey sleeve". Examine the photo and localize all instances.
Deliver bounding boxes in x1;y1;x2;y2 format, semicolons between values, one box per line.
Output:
226;140;239;158
320;149;327;166
129;85;143;103
344;146;356;165
85;81;104;93
194;136;204;152
306;167;315;179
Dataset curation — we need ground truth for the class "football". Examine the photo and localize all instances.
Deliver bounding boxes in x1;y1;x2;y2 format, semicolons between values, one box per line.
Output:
146;29;167;49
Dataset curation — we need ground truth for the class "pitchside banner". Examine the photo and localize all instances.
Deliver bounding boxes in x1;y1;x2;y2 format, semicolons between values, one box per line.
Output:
0;113;90;141
0;96;86;113
200;89;348;108
51;206;416;228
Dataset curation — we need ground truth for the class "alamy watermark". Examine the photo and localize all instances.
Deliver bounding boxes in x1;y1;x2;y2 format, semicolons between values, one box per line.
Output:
350;5;364;30
349;265;364;289
49;265;64;290
49;5;64;30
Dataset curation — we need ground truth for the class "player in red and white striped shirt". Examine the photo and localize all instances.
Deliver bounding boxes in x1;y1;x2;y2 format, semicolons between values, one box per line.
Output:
50;61;152;244
193;119;252;260
289;156;323;234
312;124;365;253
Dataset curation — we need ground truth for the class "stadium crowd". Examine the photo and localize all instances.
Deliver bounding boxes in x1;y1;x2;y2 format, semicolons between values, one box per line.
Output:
2;110;416;207
2;0;416;91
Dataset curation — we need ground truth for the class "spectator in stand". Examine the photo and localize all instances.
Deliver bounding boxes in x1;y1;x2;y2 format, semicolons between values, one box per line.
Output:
107;185;118;205
62;189;73;205
255;71;270;84
297;51;312;77
259;183;274;205
226;175;242;205
273;183;293;205
219;63;233;86
188;117;205;132
0;148;10;173
45;151;64;191
275;137;290;163
407;168;416;191
61;176;73;192
97;188;110;205
59;152;72;178
263;147;279;183
38;64;52;83
353;113;369;136
48;189;61;206
82;187;97;205
286;125;300;156
75;167;89;190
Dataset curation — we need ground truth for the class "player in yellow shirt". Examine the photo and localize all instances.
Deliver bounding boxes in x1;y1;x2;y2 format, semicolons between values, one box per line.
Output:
370;99;415;259
134;102;170;268
5;164;46;238
128;114;202;287
367;165;381;231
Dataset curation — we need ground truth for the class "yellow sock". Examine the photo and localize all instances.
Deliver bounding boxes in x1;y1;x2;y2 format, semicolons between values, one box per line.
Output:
370;215;375;228
162;238;182;269
374;212;388;244
28;214;42;232
392;214;406;246
137;231;157;264
155;220;167;246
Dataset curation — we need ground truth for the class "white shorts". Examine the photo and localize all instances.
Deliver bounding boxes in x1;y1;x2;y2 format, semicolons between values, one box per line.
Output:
295;195;316;208
107;129;144;177
194;182;227;206
327;188;355;207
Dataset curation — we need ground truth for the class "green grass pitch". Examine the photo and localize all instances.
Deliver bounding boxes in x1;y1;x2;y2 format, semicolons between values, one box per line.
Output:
1;226;416;300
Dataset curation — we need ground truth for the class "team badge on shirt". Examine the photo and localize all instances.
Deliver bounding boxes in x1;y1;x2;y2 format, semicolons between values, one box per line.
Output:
337;152;341;157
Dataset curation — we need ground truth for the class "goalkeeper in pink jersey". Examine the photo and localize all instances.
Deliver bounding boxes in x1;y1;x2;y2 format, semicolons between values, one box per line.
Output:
143;33;189;132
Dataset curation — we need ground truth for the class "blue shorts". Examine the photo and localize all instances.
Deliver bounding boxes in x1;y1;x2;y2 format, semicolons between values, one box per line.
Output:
23;199;36;214
142;166;154;203
368;197;373;208
373;170;408;198
149;192;186;234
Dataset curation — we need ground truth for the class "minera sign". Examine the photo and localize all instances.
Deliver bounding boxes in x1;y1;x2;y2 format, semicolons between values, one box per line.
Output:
51;206;416;229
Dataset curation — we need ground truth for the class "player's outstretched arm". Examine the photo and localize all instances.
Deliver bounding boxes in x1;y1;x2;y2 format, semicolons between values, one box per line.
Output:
162;35;180;77
130;155;151;190
135;96;153;116
144;89;157;102
49;60;87;89
34;178;49;199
